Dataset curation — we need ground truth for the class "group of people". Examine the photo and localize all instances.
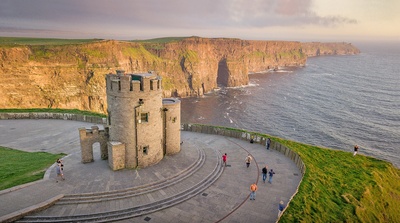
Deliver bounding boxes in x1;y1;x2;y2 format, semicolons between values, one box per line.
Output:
261;165;275;184
249;163;275;201
222;152;283;216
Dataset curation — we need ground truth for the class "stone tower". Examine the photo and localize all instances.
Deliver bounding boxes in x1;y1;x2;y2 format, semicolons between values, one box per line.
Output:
162;98;181;155
104;70;181;170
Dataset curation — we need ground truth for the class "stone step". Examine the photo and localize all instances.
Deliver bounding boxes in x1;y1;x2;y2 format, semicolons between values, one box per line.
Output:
57;148;206;204
17;148;224;222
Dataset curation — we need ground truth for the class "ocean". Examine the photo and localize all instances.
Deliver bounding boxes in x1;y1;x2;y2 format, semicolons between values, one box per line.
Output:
180;42;400;168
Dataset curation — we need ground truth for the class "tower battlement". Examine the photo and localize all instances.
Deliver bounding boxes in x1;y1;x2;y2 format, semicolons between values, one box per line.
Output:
106;70;162;94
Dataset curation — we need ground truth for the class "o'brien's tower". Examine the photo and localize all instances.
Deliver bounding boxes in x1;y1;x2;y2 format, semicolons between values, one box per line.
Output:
104;70;181;170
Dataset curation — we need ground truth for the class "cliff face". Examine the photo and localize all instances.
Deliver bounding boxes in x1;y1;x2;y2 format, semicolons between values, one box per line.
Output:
301;42;360;56
0;37;358;113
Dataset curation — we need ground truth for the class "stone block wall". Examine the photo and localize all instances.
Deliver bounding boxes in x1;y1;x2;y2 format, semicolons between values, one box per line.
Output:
0;112;106;124
108;142;126;171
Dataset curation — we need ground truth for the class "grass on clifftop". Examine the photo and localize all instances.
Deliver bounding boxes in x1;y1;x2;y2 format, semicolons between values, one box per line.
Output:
268;135;400;222
131;36;191;43
0;108;106;117
0;37;103;46
0;146;65;190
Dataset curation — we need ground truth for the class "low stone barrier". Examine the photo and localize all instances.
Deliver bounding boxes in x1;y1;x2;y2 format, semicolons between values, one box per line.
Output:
0;114;305;175
0;112;107;125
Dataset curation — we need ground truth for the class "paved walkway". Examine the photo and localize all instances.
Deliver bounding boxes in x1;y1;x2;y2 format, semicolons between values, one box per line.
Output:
0;119;302;223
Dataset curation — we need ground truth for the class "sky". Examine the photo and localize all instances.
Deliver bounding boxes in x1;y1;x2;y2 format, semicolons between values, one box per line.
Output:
0;0;399;43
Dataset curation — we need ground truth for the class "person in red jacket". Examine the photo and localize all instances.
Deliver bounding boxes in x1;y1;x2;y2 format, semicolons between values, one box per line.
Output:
222;153;227;166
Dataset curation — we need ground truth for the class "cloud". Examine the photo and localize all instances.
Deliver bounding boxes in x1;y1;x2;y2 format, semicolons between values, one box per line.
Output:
0;0;358;38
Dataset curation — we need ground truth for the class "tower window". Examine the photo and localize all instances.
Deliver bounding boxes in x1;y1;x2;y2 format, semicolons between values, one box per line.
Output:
140;113;149;122
143;146;149;155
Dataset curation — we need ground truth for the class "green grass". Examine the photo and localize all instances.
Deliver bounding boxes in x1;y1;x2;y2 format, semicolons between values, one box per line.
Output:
0;36;189;47
272;138;400;222
130;36;192;43
190;124;400;222
0;37;103;46
0;146;65;190
0;108;106;117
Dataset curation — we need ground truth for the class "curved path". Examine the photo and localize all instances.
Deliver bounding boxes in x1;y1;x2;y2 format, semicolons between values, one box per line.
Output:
0;119;302;223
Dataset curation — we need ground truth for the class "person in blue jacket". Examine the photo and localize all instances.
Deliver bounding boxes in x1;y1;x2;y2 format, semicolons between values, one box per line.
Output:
268;169;275;184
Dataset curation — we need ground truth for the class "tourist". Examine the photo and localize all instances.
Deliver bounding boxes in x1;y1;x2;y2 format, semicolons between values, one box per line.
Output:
222;153;227;166
266;138;271;150
57;158;64;171
245;154;252;168
55;163;65;182
353;145;359;156
278;200;286;217
250;182;258;200
262;165;268;183
250;137;254;143
268;169;275;183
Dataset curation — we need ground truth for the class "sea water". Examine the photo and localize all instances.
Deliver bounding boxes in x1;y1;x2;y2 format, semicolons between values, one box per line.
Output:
181;42;400;168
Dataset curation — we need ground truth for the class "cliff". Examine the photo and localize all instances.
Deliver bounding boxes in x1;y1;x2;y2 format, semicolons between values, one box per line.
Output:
301;42;360;56
0;37;359;113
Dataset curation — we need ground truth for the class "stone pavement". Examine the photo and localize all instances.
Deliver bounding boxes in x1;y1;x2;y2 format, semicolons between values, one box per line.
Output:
0;119;302;223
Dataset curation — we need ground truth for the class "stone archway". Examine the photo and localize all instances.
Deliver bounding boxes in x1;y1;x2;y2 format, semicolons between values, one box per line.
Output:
92;142;106;160
79;126;108;163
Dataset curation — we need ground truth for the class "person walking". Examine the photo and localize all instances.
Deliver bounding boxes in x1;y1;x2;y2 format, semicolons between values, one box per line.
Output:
245;154;252;168
262;165;268;183
57;158;64;171
250;183;258;200
55;163;65;182
222;153;227;166
278;200;286;217
266;138;271;150
353;145;359;156
268;169;275;184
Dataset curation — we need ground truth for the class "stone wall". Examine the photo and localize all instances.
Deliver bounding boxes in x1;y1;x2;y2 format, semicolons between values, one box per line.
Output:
108;142;126;171
0;113;305;175
0;112;106;124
